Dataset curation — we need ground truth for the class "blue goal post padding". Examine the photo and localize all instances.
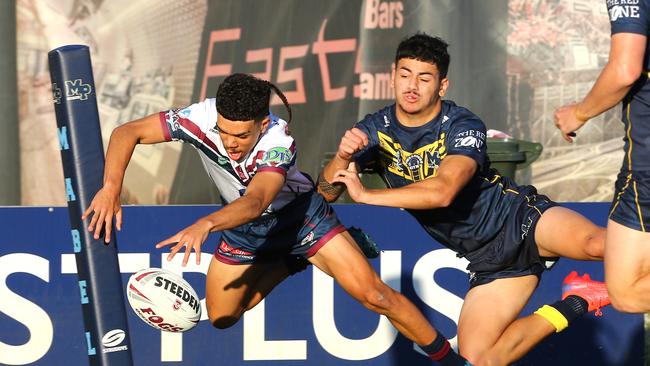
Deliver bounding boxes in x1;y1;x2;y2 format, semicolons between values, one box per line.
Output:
48;45;133;365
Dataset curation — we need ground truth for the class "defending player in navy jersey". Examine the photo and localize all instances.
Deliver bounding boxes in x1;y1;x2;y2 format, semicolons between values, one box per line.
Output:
83;73;473;364
555;0;650;313
320;34;611;365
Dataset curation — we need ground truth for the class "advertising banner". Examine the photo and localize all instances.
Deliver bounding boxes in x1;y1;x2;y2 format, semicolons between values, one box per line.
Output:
0;204;642;365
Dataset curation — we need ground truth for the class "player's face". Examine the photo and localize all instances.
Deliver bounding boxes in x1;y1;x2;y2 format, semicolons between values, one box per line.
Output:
215;114;270;162
392;58;448;120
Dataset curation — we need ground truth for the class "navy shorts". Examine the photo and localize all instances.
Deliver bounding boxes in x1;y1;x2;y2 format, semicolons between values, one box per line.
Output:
609;169;650;233
464;187;560;288
215;190;345;265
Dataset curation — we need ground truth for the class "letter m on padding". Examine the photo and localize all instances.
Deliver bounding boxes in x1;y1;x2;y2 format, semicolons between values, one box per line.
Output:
65;79;92;101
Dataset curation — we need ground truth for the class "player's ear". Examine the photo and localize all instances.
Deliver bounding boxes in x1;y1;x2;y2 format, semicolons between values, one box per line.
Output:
391;63;396;89
260;115;271;133
439;77;449;97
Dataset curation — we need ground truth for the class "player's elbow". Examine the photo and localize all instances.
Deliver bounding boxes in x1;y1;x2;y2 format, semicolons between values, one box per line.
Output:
249;202;267;220
112;120;145;145
436;196;454;208
621;69;643;87
616;62;643;87
111;124;131;141
241;196;267;221
424;190;455;208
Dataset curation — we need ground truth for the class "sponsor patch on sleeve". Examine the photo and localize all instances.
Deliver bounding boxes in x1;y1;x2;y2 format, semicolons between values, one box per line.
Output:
262;147;293;166
453;129;486;151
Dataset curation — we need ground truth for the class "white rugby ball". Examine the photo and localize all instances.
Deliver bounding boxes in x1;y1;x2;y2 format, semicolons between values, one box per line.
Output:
126;268;201;332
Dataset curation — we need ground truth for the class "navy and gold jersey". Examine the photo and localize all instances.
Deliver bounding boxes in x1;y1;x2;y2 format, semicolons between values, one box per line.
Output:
353;100;533;255
607;0;650;231
608;0;650;172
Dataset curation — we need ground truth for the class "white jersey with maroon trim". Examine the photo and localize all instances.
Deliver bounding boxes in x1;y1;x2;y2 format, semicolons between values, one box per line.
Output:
159;98;314;213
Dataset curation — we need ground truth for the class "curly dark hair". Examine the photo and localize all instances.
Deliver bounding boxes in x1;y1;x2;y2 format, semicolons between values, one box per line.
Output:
215;73;292;123
395;33;450;78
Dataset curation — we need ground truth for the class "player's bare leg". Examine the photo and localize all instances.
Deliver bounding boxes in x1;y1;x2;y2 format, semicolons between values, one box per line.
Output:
308;231;436;343
309;231;468;365
457;275;538;365
465;272;609;366
605;219;650;312
459;207;609;365
533;206;605;261
205;256;290;329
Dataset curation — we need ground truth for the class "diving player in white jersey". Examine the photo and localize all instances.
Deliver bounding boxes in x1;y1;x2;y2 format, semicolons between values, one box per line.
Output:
83;73;465;363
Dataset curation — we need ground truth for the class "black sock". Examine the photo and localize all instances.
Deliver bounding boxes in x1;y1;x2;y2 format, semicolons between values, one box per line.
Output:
419;333;471;366
551;295;589;324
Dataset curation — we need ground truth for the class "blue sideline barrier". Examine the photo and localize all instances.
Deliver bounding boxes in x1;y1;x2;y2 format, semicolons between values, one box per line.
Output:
0;203;642;365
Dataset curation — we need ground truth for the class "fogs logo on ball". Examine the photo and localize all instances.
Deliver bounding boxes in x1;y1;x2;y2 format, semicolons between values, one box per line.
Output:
126;268;201;333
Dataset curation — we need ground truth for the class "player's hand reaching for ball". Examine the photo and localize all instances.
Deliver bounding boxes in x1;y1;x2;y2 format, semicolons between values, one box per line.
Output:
82;185;122;244
155;219;212;266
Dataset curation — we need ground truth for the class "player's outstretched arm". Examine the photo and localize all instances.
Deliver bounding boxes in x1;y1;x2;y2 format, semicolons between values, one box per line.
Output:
317;128;367;202
554;33;646;143
83;113;166;242
155;170;285;266
332;154;476;210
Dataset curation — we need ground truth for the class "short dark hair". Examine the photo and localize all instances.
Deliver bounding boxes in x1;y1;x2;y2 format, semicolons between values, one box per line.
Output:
215;73;292;123
395;33;450;78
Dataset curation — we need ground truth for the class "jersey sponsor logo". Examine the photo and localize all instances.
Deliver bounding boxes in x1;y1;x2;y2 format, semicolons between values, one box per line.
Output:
219;241;254;259
377;131;446;182
217;155;229;166
262;147;293;166
453;130;485;151
608;2;640;21
300;231;315;245
165;110;180;132
520;215;534;240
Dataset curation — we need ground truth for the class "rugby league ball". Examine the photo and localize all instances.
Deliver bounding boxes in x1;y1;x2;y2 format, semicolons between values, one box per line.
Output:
126;268;201;332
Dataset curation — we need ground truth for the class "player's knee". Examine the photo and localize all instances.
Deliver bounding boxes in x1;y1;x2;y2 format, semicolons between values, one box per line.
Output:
608;284;647;313
476;356;505;366
359;282;397;314
209;310;242;329
459;349;482;366
207;301;243;329
210;315;241;329
584;228;606;259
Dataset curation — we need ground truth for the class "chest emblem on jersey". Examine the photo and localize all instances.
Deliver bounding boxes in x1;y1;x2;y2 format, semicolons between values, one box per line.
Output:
377;131;446;182
217;155;229;166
